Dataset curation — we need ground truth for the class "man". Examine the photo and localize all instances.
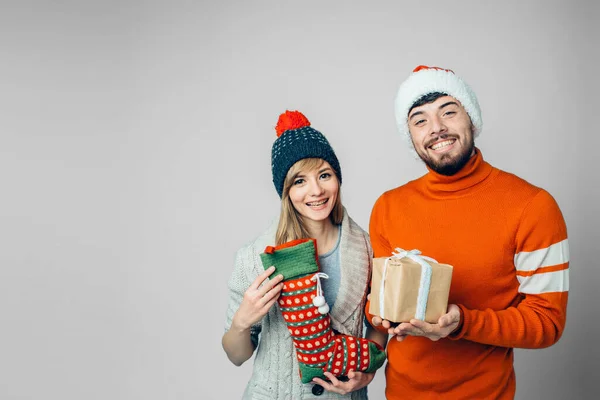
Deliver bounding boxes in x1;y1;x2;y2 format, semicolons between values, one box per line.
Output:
366;65;569;399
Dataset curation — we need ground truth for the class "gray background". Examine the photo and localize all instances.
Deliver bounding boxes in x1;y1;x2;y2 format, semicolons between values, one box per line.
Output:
0;0;598;399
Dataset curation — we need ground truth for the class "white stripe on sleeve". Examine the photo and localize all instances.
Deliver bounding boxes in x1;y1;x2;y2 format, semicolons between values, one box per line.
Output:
517;269;569;294
514;239;569;272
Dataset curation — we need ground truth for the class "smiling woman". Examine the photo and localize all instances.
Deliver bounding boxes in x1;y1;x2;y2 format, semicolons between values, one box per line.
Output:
279;158;342;249
222;110;387;399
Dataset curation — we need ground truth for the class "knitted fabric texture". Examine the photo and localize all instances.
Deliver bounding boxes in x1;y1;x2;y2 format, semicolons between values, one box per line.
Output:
271;110;341;198
260;238;385;383
262;239;320;281
394;65;483;147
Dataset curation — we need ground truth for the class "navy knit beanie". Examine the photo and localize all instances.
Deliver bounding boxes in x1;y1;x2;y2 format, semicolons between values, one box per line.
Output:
271;110;342;198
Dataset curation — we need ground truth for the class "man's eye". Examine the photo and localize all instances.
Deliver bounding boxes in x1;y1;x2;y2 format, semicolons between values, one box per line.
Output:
415;119;425;126
444;111;456;116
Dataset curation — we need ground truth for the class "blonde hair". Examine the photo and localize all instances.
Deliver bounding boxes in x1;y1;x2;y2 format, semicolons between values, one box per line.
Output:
275;158;343;245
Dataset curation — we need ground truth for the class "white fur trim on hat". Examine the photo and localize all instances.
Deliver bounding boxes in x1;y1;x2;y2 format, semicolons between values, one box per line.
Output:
394;66;483;146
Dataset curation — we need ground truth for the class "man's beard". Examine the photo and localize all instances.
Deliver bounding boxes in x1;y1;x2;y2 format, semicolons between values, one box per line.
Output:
416;134;475;176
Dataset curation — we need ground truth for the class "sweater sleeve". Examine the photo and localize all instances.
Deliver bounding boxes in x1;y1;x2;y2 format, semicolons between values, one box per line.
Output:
450;190;569;348
224;246;262;347
369;193;393;258
365;193;394;333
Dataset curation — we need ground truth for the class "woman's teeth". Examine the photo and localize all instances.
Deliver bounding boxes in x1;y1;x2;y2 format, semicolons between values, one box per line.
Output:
307;199;328;206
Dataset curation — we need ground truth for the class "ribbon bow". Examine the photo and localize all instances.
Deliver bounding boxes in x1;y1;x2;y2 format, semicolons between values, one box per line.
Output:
379;248;438;321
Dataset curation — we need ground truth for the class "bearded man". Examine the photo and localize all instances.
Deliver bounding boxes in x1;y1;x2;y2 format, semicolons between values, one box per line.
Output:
367;65;570;399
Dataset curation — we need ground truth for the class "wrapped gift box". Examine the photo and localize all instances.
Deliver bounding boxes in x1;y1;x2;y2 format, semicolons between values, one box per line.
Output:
369;250;453;323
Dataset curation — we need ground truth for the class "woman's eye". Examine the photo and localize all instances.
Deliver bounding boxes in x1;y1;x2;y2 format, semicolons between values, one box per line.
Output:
319;173;331;179
293;178;304;185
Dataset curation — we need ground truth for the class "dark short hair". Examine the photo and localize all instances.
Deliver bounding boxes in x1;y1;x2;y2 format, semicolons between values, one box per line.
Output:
408;92;447;114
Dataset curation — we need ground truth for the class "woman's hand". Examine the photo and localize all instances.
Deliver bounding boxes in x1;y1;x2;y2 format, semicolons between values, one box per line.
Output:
223;266;284;366
232;266;284;331
312;371;376;395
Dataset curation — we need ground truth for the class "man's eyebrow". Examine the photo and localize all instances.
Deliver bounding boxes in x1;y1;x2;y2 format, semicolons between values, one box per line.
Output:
439;101;459;110
409;110;424;120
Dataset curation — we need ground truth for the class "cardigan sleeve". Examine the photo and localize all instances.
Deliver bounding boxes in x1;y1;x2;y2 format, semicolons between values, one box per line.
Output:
224;245;262;347
450;190;569;348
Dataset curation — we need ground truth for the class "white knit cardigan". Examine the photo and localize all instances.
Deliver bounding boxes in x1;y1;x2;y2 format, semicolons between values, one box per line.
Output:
224;209;375;399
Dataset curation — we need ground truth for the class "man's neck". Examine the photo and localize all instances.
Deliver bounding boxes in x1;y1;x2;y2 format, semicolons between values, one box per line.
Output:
422;147;493;196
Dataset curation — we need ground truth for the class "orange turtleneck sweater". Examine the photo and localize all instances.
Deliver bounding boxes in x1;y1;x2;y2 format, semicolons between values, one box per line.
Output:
367;148;569;399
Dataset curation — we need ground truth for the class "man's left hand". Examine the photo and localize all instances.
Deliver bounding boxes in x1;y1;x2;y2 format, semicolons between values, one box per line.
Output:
312;370;375;395
391;304;461;342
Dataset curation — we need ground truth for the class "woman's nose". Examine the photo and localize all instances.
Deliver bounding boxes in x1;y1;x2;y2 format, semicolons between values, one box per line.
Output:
309;179;325;196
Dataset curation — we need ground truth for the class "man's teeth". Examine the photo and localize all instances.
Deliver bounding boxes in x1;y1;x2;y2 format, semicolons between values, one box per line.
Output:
431;140;455;150
307;199;327;206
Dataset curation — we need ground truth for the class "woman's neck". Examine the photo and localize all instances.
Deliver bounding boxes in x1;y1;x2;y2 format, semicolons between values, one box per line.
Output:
304;218;339;255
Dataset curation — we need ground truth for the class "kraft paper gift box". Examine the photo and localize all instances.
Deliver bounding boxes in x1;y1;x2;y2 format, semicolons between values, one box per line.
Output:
369;249;453;323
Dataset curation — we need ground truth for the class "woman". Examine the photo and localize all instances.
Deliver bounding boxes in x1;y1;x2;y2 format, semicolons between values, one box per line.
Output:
222;111;386;399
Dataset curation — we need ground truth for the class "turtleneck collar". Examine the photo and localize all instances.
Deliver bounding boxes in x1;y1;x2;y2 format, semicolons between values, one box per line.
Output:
422;147;494;196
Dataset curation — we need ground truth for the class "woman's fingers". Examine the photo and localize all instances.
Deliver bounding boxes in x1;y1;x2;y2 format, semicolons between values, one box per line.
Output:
261;293;282;313
257;273;284;297
249;266;276;290
260;282;284;305
323;372;341;385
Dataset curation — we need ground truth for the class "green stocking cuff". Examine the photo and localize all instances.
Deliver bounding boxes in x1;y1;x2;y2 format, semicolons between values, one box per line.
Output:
260;240;319;281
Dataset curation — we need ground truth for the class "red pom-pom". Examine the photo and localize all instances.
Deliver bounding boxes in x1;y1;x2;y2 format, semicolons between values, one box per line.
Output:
275;110;311;137
413;65;454;74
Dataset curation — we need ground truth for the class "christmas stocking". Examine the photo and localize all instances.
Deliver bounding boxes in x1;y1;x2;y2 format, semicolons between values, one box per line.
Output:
260;238;386;384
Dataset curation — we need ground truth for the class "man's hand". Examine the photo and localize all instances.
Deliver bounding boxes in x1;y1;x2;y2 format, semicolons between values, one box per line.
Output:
312;371;375;395
370;315;408;340
390;304;461;342
367;292;393;332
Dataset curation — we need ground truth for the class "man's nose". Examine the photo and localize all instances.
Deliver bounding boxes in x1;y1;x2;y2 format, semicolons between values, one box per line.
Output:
430;116;447;135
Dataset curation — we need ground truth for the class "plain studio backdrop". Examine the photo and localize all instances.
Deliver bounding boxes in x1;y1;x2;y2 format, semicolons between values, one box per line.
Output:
0;1;598;399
